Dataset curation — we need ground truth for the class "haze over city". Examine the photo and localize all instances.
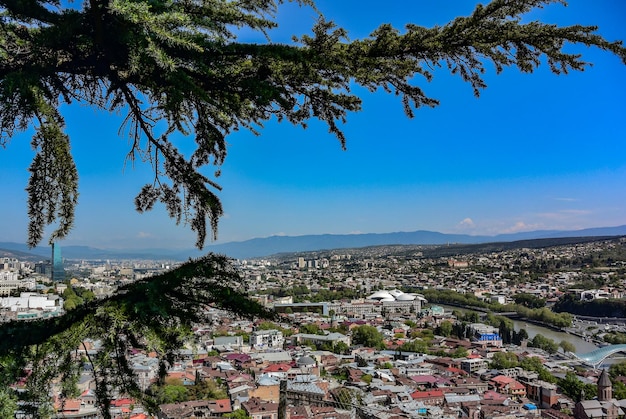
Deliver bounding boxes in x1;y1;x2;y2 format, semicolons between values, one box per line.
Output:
1;0;625;250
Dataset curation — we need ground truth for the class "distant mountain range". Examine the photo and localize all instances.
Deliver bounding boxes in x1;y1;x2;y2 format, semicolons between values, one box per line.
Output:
1;225;625;261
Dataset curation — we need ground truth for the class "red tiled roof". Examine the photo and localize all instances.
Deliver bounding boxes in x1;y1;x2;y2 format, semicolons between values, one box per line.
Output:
111;398;135;407
263;363;292;373
491;375;515;384
56;399;81;411
209;399;232;413
411;390;444;399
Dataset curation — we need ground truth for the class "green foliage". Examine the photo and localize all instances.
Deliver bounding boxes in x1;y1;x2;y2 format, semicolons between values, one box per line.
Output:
558;372;597;402
614;381;626;400
559;340;576;353
2;0;624;248
0;255;274;418
490;352;519;370
554;293;626;318
529;334;559;354
609;361;626;379
398;339;429;354
150;377;227;404
518;356;557;384
299;323;322;335
603;332;626;345
351;325;384;349
332;387;362;409
451;346;469;358
225;410;251;419
513;328;529;346
332;368;348;383
333;341;350;355
437;320;453;337
154;383;188;404
62;285;94;311
513;293;546;309
422;289;572;327
458;311;480;324
0;388;18;419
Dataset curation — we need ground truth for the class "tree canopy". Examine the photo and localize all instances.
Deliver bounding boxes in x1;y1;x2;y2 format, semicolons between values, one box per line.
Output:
351;324;384;349
1;0;624;248
0;254;275;417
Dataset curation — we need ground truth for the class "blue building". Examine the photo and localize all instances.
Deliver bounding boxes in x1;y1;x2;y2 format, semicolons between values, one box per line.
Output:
51;243;65;281
469;323;503;347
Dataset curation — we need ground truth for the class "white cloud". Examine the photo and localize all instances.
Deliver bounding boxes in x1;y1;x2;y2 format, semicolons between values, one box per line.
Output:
458;218;475;228
136;231;155;239
502;221;541;233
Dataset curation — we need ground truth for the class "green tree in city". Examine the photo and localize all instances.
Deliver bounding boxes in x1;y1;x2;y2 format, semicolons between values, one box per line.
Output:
529;334;559;354
187;378;228;400
519;356;557;384
151;378;189;404
61;286;84;311
224;410;251;419
437;320;453;337
513;293;546;309
333;341;350;355
498;318;515;345
609;361;626;379
512;328;529;346
352;325;385;349
451;346;469;358
614;381;626;400
559;340;577;354
399;339;429;354
490;352;519;370
558;372;597;402
299;323;322;335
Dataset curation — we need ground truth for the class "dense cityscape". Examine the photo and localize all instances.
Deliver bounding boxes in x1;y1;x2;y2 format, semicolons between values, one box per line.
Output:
2;236;626;418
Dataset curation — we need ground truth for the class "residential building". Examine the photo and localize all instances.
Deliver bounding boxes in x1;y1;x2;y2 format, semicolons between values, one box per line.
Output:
461;358;488;375
242;397;279;419
250;329;284;349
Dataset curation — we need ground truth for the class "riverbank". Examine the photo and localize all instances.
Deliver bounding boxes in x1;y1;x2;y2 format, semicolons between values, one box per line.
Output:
435;303;599;353
432;301;563;332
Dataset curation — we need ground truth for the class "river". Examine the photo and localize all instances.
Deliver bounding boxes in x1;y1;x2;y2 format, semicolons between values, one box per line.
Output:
437;304;599;354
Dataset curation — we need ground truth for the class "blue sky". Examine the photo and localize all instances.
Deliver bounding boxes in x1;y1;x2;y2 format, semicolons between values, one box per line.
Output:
1;0;625;249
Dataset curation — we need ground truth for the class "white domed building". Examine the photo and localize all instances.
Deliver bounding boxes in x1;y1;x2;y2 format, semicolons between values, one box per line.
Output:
366;289;426;316
324;289;427;319
368;290;396;302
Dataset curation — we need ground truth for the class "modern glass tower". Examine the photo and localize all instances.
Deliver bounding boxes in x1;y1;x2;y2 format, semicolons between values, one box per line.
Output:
51;243;65;281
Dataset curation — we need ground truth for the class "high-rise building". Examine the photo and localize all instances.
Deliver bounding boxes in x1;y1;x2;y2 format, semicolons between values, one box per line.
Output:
51;243;65;281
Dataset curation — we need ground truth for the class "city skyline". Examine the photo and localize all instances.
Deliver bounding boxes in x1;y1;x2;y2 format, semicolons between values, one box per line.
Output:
1;1;625;250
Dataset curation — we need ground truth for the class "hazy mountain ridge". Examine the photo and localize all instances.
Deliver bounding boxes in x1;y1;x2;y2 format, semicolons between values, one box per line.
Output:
2;225;625;260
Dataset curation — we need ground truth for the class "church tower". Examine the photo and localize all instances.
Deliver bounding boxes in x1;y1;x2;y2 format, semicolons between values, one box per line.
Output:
598;368;612;401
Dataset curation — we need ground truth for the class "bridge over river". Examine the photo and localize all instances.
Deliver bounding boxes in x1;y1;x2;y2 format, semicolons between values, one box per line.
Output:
576;345;626;368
